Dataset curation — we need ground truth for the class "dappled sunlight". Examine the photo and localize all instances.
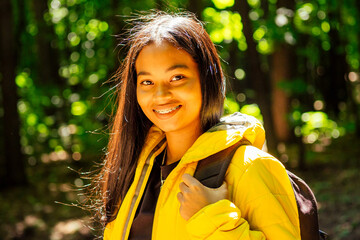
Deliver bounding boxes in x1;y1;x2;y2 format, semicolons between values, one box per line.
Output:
41;150;82;163
50;218;91;240
41;151;70;163
348;72;359;82
13;215;46;237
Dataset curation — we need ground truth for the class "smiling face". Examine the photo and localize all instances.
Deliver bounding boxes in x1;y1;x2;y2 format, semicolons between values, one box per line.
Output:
135;42;202;135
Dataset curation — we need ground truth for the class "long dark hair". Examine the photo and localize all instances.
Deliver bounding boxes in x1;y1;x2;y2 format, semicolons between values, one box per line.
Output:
97;11;225;224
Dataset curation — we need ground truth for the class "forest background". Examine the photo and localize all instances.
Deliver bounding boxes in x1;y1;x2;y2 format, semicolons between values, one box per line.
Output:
0;0;359;239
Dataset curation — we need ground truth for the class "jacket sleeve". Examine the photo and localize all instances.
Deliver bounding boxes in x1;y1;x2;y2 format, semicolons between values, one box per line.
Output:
186;148;301;239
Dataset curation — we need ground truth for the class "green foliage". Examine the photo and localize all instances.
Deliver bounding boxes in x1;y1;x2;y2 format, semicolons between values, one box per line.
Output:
277;78;308;94
240;104;263;123
296;111;345;144
212;0;234;10
15;72;33;88
224;96;240;115
203;7;247;49
11;0;118;165
7;0;359;164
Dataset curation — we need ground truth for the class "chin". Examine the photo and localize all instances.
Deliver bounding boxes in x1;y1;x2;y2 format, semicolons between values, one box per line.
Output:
155;124;180;133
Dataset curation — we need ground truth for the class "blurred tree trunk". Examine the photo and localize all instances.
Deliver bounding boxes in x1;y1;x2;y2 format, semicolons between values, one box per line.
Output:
296;32;312;170
318;9;348;117
342;2;360;137
32;0;62;85
270;0;295;142
270;46;293;142
0;0;27;187
261;0;269;19
345;78;360;137
236;0;278;154
228;40;241;94
319;6;360;137
353;1;360;137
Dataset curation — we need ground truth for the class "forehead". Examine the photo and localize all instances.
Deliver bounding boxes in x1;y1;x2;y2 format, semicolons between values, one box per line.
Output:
135;42;197;73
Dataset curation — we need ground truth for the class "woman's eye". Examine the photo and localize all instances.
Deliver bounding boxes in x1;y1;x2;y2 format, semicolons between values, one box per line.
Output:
140;80;153;85
171;75;185;81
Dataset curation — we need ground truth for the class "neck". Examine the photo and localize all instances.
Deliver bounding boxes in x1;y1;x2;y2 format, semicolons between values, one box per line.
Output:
165;126;202;165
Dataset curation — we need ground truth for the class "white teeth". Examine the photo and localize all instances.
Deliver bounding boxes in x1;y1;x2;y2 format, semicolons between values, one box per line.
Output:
154;105;180;114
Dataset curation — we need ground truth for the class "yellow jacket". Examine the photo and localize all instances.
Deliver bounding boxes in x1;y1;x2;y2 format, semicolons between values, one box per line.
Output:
104;113;301;239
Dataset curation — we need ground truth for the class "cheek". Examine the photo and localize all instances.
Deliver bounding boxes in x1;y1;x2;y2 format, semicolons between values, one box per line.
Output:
137;89;152;117
190;84;202;111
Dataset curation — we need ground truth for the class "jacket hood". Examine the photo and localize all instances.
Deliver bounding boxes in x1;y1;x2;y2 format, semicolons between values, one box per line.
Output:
181;112;265;164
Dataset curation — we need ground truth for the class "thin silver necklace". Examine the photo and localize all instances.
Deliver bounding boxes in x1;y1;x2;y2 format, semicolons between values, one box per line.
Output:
160;148;166;188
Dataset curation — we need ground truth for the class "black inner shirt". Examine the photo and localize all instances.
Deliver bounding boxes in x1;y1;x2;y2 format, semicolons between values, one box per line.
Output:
129;151;179;240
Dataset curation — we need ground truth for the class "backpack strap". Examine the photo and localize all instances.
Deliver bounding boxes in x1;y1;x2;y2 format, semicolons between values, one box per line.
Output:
287;171;329;240
194;139;250;188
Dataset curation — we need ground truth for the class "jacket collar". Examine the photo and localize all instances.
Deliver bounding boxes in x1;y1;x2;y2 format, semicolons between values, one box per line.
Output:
144;112;265;165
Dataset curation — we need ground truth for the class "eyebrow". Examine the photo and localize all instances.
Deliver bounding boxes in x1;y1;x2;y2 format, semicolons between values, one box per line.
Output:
137;64;190;76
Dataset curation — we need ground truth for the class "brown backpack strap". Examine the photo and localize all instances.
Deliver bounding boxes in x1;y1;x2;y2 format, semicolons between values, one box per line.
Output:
287;170;329;240
194;140;250;188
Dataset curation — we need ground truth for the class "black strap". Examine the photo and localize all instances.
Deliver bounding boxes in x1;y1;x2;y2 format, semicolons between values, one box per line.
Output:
194;140;250;188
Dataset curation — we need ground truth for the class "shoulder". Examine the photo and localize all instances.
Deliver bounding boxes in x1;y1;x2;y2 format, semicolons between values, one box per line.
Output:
222;145;300;237
229;145;285;175
226;145;291;197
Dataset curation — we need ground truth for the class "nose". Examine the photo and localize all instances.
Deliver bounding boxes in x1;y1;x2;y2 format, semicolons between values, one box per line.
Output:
153;83;172;103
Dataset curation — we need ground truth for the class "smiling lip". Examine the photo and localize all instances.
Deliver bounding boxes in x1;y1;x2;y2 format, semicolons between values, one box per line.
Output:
154;105;181;114
153;105;182;119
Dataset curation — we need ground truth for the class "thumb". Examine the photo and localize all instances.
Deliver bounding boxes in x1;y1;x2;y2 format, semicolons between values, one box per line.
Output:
216;181;229;199
218;181;228;190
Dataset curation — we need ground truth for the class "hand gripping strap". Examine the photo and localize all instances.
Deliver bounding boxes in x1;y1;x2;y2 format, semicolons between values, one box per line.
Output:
193;140;329;240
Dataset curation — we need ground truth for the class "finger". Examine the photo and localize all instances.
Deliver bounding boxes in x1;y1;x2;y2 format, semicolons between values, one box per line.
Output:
181;173;192;185
182;173;201;188
217;181;227;190
179;182;189;193
177;191;184;202
217;181;229;199
180;207;190;221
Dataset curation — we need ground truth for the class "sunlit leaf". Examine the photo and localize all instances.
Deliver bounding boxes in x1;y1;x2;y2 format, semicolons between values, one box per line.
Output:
99;21;109;32
71;101;87;116
224;97;240;115
15;72;32;88
235;69;245;80
247;0;260;8
257;39;272;54
212;0;234;9
203;7;216;18
27;114;38;126
240;104;263;122
253;27;266;41
321;21;330;32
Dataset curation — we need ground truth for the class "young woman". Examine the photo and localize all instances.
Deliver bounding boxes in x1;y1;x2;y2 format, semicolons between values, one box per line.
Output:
98;12;301;239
